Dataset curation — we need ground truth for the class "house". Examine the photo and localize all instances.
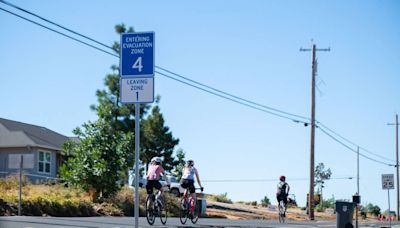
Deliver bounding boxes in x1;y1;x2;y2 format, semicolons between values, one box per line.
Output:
0;118;74;183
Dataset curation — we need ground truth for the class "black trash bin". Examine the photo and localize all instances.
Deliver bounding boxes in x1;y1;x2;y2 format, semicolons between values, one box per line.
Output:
335;201;356;228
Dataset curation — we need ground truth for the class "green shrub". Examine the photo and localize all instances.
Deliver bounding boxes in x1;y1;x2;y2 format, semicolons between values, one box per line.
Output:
366;203;381;216
261;196;270;207
0;181;180;217
208;192;232;204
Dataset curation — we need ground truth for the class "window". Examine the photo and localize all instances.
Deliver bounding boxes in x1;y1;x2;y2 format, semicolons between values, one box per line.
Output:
38;151;51;174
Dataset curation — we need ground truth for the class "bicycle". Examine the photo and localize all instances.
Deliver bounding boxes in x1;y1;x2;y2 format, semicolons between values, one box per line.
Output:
278;199;286;223
179;187;203;225
145;189;168;225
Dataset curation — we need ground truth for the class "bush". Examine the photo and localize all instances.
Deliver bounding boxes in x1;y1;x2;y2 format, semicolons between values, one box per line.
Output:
315;204;324;212
208;192;232;204
360;206;367;219
366;203;381;216
260;196;270;207
0;178;180;217
109;186;134;216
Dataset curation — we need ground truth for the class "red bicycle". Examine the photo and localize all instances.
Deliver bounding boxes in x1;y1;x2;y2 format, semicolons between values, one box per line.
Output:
179;187;203;224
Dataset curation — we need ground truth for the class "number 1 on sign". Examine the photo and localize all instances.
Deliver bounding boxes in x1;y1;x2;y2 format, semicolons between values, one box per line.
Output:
132;57;143;72
136;92;139;101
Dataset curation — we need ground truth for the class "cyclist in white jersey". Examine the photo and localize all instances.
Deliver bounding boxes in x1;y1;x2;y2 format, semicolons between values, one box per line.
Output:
180;160;203;202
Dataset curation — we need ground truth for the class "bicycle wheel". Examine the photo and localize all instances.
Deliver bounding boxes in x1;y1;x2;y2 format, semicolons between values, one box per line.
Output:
146;195;156;225
278;202;285;223
159;196;168;225
190;199;200;224
179;197;188;224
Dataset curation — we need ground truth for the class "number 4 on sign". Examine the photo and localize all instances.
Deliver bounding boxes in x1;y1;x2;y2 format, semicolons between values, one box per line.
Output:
132;57;143;72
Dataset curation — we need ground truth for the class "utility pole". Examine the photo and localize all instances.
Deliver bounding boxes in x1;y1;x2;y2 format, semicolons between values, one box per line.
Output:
300;44;330;220
388;114;399;220
357;146;360;194
356;146;360;228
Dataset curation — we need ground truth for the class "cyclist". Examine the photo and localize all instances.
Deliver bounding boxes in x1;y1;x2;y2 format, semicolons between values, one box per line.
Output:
146;157;170;204
276;175;290;216
180;160;204;206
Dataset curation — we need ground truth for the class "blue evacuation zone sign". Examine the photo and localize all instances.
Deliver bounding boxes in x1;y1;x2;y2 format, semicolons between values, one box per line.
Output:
120;32;154;77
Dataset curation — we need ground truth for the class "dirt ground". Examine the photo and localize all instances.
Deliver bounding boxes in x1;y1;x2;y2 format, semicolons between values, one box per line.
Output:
205;200;336;221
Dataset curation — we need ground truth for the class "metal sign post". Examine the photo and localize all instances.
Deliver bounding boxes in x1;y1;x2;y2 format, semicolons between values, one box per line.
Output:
8;154;34;216
383;174;394;228
134;104;140;227
388;188;392;228
120;31;155;228
19;155;23;216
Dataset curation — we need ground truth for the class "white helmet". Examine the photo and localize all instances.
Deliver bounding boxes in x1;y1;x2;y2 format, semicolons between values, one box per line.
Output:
151;157;162;163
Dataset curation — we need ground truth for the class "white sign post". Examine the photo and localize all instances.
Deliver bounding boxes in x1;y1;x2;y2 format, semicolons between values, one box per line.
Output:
382;174;394;228
120;32;155;228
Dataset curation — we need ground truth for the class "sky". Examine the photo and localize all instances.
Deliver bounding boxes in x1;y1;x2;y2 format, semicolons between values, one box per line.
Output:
1;0;399;211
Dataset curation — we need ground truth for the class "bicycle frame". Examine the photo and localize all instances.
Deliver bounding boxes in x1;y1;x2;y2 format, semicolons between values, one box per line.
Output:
179;187;201;225
145;189;168;225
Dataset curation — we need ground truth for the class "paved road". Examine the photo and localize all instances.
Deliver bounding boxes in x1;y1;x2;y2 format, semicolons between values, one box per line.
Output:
1;216;400;228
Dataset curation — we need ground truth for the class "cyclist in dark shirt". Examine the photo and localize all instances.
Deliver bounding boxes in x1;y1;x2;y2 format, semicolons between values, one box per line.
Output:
276;175;290;216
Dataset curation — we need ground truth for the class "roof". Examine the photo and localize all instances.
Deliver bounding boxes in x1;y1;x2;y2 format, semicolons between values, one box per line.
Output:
0;118;71;151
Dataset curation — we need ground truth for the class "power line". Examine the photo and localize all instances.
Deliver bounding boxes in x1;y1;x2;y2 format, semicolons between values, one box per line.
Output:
203;176;354;183
0;3;307;124
0;2;394;167
156;66;310;122
318;126;394;166
156;71;303;122
0;7;118;58
317;121;395;163
0;0;115;52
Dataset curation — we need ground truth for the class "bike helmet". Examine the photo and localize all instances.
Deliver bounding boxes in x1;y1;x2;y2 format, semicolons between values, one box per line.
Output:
279;175;286;181
151;157;162;163
186;160;194;166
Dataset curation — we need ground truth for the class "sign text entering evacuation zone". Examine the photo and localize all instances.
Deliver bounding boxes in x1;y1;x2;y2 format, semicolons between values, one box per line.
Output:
120;32;154;77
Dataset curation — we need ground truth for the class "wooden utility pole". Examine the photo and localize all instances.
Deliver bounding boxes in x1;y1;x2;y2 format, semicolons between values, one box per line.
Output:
300;44;330;220
388;114;399;220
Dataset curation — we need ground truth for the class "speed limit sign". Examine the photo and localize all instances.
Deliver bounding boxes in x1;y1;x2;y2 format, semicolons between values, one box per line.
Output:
382;174;394;190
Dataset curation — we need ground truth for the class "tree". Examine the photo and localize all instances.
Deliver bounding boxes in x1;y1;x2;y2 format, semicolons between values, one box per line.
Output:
366;203;381;216
60;24;183;199
141;96;180;172
316;195;335;212
315;162;332;193
314;162;332;211
261;195;271;207
60;120;131;201
171;149;186;179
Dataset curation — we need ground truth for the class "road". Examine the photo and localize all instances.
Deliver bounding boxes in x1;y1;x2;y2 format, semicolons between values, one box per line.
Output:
1;216;400;228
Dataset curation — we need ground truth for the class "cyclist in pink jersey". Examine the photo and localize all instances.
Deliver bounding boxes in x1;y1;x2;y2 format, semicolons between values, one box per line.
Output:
146;157;170;201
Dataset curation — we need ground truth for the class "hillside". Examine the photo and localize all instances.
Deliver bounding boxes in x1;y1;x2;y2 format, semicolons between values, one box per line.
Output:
205;200;336;221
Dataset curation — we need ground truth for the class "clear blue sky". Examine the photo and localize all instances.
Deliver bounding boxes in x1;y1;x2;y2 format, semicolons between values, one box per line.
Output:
1;0;399;210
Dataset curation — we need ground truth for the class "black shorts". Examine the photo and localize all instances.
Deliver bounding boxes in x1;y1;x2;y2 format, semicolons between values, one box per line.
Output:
180;179;195;193
146;180;162;194
277;193;288;204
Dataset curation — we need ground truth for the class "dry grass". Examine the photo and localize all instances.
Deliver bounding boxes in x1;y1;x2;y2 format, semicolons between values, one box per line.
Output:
0;175;180;216
0;175;91;205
